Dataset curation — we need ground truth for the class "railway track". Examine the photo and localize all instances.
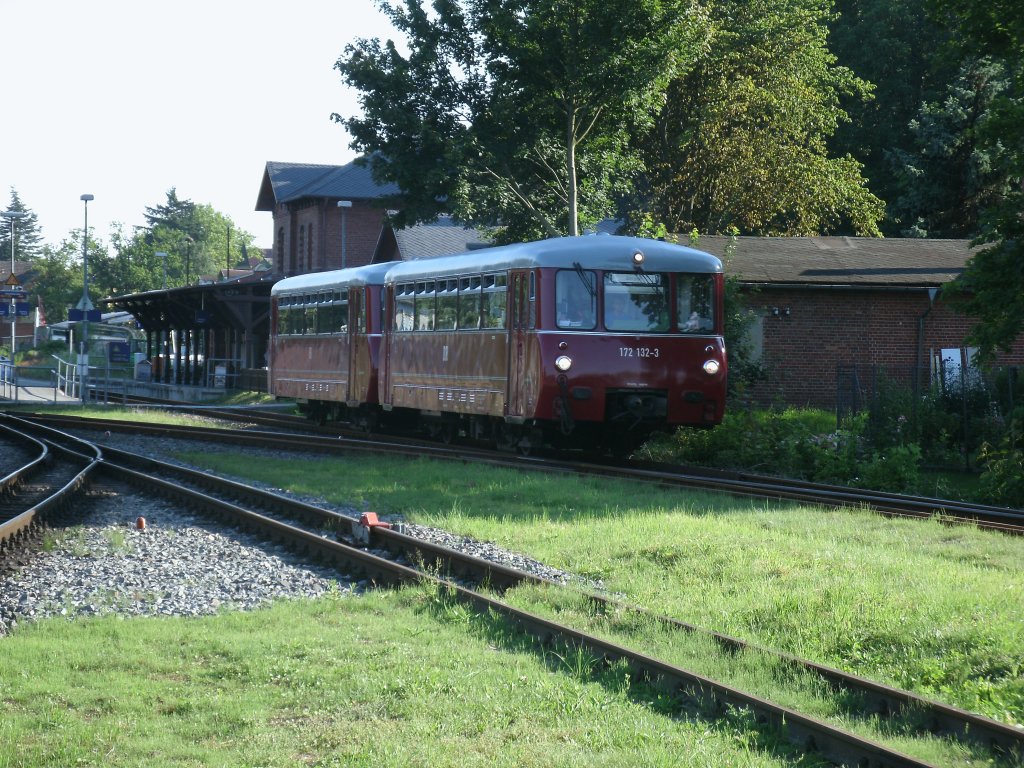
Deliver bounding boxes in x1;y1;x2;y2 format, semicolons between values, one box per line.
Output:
2;412;1020;766
13;409;1024;533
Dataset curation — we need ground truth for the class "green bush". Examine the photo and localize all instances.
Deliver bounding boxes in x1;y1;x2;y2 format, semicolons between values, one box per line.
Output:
977;407;1024;507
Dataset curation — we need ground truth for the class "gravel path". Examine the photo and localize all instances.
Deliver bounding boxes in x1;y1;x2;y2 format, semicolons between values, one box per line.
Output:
0;424;598;636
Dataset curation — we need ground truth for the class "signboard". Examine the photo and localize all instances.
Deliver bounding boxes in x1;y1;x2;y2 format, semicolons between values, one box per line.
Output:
195;310;210;325
0;289;25;298
4;273;20;286
15;303;29;317
0;305;8;317
108;341;131;364
68;309;102;322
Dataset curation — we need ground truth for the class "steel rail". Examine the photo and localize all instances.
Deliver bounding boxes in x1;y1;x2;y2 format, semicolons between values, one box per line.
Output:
0;419;100;551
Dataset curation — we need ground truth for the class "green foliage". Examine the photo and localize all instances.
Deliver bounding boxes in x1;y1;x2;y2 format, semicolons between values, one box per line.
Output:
977;407;1024;507
334;0;707;239
639;0;884;236
890;57;1016;238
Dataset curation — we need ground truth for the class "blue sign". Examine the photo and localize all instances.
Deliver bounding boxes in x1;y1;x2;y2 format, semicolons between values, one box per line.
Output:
0;305;8;317
15;303;29;317
69;309;102;322
68;308;83;321
108;341;131;364
196;310;209;324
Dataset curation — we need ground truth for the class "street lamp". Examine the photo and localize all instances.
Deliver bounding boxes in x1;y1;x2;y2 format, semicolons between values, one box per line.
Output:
337;200;352;269
78;194;94;402
156;251;168;289
1;210;27;358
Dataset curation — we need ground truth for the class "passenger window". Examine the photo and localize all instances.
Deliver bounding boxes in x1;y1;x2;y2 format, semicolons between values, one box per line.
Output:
482;274;507;329
676;274;714;333
415;280;436;331
556;269;596;329
394;283;415;332
458;276;481;330
436;279;458;330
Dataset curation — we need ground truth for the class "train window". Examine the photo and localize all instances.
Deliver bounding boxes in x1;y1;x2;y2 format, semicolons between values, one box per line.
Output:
415;281;436;331
355;293;366;333
604;272;670;332
676;274;715;333
556;269;596;329
528;271;536;329
395;283;415;332
336;299;350;334
482;273;507;329
458;277;481;330
436;279;458;330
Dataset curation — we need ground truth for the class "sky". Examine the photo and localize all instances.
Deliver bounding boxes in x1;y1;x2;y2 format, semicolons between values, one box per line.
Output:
0;0;398;250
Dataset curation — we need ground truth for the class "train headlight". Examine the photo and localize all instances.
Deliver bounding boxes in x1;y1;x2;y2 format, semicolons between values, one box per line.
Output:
632;250;645;267
555;355;573;372
702;359;721;375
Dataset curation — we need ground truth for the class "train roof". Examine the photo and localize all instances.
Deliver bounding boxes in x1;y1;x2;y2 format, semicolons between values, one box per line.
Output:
383;235;722;283
271;261;399;297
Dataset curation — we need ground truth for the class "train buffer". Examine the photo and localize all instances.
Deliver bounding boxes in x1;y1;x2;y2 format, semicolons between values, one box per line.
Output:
351;511;392;544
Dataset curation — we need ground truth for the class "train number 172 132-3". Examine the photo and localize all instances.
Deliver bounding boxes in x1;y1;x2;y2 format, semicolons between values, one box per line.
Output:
619;347;660;358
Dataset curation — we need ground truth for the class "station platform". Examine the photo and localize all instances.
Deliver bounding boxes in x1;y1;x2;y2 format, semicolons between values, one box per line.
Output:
0;377;236;406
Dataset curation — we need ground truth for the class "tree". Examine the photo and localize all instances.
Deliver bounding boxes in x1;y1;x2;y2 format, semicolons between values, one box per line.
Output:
929;0;1024;357
637;0;884;236
828;0;957;228
890;58;1015;238
1;188;45;263
334;0;707;241
127;189;257;290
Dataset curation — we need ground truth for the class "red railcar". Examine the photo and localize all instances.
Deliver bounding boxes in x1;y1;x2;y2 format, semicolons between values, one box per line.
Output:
381;235;727;452
269;262;395;430
269;235;727;452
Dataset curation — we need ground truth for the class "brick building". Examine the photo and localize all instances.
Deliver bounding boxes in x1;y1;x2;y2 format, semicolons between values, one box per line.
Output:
696;236;1024;409
255;160;400;276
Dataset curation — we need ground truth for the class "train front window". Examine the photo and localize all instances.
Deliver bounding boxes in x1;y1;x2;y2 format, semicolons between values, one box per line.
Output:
676;274;715;333
556;269;596;329
603;273;669;332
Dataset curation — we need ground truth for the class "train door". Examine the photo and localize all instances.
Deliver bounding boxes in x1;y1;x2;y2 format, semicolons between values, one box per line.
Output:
507;271;530;416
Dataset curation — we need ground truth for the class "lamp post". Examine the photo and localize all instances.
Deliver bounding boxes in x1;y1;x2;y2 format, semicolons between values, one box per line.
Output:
1;210;27;359
156;251;168;289
337;200;352;269
78;194;94;402
184;236;193;285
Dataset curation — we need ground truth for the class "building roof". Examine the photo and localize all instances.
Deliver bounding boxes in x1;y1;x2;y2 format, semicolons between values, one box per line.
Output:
255;159;401;211
694;236;974;287
393;216;490;260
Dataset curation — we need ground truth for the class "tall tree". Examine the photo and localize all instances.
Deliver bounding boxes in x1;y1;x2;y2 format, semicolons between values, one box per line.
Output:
334;0;707;241
1;188;45;264
930;0;1024;357
890;58;1015;238
638;0;885;236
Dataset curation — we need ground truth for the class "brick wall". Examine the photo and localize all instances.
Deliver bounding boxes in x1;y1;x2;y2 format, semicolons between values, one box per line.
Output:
742;287;1024;408
271;201;388;276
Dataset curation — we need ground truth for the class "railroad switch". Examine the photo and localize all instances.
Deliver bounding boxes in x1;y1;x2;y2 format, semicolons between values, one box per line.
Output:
352;512;391;544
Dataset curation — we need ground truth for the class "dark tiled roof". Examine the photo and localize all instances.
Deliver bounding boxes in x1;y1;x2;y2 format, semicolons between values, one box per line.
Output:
694;235;973;287
395;216;490;260
255;160;400;210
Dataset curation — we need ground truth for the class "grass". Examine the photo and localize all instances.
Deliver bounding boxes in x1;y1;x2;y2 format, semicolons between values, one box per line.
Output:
0;588;809;768
176;450;1024;734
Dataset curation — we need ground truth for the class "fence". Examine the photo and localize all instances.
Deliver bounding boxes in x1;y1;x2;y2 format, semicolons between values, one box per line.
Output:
835;361;1020;470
